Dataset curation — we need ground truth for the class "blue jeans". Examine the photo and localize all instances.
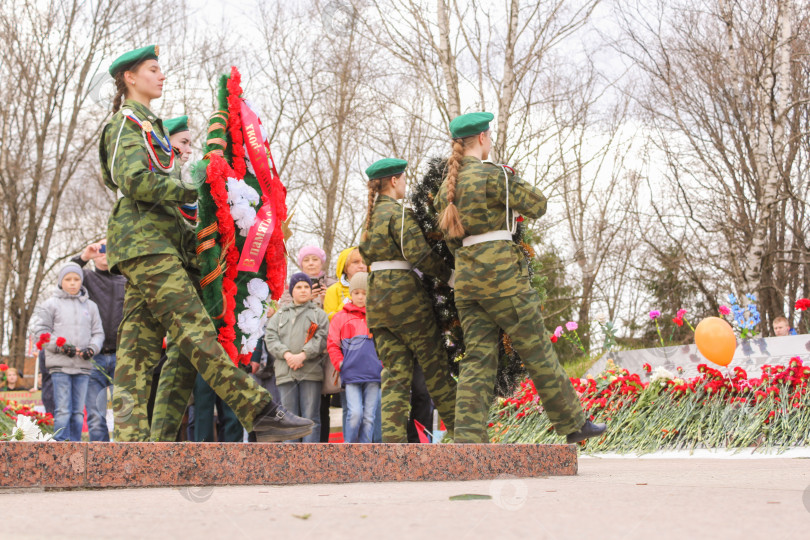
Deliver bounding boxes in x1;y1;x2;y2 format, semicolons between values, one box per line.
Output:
277;380;321;443
373;388;382;443
51;372;90;442
343;382;381;443
86;353;115;442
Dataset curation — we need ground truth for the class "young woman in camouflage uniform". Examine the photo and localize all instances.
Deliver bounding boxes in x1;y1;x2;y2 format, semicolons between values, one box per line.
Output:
434;112;606;444
99;46;312;442
359;158;457;442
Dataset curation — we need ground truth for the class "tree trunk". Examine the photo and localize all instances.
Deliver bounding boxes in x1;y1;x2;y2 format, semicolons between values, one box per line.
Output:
436;0;460;119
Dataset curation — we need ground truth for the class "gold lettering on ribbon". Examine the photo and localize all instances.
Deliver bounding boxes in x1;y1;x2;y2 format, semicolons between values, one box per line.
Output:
239;211;273;270
245;124;261;153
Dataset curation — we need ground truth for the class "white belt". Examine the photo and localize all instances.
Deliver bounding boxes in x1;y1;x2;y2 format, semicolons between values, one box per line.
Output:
370;261;413;271
462;230;513;247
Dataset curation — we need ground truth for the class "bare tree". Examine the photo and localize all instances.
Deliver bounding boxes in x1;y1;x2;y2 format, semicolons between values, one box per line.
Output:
366;0;600;167
0;0;188;368
544;68;639;350
614;0;810;333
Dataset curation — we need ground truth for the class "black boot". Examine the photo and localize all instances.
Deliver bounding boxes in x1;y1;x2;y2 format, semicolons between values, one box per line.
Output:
566;420;607;444
253;401;315;442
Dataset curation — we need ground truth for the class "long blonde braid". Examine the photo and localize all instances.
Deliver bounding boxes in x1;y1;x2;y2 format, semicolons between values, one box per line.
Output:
438;138;467;239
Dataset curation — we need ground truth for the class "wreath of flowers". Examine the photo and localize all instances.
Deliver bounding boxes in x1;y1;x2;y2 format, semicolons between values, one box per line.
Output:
196;66;287;366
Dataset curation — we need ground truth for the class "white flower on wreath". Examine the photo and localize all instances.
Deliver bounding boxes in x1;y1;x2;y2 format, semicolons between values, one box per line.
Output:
240;333;261;355
237;310;262;336
238;278;273;354
226;177;261;236
243;295;264;317
247;278;270;301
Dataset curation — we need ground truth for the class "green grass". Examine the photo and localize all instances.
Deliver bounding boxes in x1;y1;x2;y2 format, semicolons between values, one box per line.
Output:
562;354;600;379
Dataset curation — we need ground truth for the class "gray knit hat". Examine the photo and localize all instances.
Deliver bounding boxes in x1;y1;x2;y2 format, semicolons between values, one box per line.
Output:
58;262;83;289
349;272;368;294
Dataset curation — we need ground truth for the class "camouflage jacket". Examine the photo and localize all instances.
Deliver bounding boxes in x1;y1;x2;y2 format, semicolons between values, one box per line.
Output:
99;99;197;273
434;156;547;300
359;194;452;329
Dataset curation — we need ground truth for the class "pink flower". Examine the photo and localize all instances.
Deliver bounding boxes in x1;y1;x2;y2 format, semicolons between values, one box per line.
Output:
676;309;687;318
565;321;578;332
719;305;731;316
554;326;564;338
649;310;661;320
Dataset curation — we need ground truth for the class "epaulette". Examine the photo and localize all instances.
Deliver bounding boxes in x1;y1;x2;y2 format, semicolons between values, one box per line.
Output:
481;160;515;174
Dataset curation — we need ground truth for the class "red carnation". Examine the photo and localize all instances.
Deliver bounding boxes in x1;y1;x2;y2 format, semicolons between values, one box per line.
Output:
0;363;8;372
795;298;810;311
35;332;52;350
55;337;67;347
550;335;558;343
672;317;684;327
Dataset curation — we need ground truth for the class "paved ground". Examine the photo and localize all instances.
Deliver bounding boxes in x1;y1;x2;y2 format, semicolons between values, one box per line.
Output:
4;458;809;539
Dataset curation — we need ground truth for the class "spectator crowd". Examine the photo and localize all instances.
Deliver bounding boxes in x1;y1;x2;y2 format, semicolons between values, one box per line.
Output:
19;241;438;443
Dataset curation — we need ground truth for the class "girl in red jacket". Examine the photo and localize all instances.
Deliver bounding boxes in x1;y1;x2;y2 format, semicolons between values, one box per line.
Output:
327;272;382;443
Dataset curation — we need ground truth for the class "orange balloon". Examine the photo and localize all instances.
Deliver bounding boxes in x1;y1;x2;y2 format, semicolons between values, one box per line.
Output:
694;317;737;367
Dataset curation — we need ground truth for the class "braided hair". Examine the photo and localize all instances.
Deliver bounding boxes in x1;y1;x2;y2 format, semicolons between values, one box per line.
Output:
362;178;382;242
438;137;468;239
362;174;400;242
111;59;149;113
111;72;127;113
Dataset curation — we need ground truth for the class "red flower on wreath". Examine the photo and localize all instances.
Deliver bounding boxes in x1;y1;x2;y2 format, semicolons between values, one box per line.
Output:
550;335;558;344
795;298;810;311
55;337;67;347
206;154;242;365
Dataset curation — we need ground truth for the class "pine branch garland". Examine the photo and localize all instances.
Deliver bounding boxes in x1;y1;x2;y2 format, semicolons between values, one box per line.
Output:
409;157;531;393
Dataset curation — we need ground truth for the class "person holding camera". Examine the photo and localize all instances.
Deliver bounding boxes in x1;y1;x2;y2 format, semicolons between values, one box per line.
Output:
278;246;335;309
71;240;126;441
32;262;105;441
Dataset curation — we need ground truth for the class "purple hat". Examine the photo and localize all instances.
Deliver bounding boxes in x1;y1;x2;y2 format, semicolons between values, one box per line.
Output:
288;272;313;295
297;246;326;269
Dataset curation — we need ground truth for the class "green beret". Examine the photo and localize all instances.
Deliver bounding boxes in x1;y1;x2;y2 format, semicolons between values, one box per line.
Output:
449;111;494;139
109;45;159;77
366;158;408;180
165;115;189;136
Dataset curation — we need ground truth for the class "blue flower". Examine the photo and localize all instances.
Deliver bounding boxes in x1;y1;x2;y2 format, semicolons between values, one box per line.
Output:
728;293;738;305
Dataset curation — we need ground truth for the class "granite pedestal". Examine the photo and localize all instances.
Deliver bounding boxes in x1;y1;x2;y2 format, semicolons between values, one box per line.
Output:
0;442;577;489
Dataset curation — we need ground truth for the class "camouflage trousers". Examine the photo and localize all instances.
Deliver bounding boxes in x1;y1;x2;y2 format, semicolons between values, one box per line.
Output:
149;339;196;441
372;319;457;443
455;291;585;443
114;254;271;441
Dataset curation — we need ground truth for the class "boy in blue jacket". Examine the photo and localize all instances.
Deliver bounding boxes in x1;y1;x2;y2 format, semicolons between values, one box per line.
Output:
327;272;382;443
